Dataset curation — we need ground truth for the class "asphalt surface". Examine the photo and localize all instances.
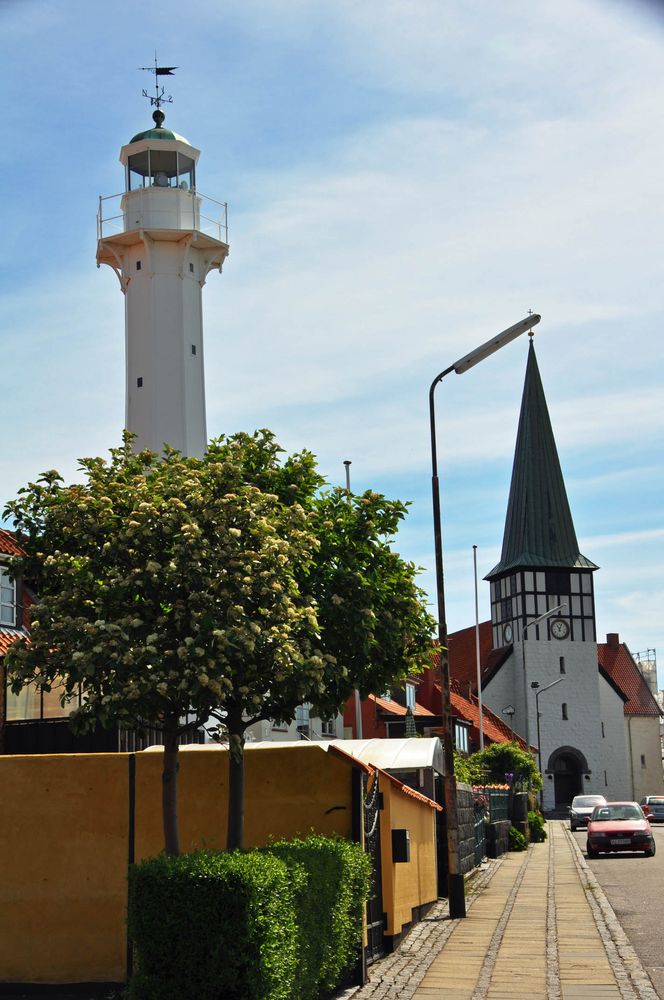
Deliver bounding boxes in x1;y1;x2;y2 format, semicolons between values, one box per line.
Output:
573;820;664;998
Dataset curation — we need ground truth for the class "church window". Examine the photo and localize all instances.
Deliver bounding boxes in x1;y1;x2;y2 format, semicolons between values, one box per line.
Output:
0;566;15;624
604;770;608;786
137;377;143;388
136;260;142;271
546;570;570;595
191;345;197;355
561;703;568;721
559;657;565;675
641;754;646;768
189;262;194;273
601;721;605;737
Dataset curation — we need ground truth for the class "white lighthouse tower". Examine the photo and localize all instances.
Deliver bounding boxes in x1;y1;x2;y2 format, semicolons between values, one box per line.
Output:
97;102;229;457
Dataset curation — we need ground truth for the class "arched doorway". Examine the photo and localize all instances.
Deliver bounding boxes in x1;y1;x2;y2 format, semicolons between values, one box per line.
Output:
547;746;588;809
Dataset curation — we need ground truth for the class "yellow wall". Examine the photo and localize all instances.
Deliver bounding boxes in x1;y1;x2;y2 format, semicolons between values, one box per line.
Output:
378;775;438;938
0;745;438;984
0;744;354;985
0;753;129;984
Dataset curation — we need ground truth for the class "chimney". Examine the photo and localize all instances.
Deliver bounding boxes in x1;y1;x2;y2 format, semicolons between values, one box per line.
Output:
606;633;620;651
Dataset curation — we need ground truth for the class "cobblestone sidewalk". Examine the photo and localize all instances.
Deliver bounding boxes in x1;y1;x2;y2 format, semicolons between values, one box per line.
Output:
337;821;659;1000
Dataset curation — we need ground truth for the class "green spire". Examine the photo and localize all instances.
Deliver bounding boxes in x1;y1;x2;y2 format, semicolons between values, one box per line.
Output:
486;339;597;579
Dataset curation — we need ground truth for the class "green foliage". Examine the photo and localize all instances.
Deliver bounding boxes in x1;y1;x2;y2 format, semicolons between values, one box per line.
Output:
508;826;527;852
127;837;370;1000
466;741;542;792
4;429;435;850
453;750;474;785
128;849;299;1000
528;810;547;843
263;835;371;999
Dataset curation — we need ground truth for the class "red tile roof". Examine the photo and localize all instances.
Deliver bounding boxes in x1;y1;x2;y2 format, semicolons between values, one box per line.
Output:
0;628;29;656
0;529;25;558
429;677;530;750
598;638;662;718
369;694;435;717
378;768;442;811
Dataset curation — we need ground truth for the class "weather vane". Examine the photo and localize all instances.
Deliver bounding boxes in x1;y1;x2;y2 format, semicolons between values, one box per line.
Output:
139;54;178;113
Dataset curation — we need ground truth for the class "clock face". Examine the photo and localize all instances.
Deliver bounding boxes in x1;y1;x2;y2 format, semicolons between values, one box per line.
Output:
503;623;513;643
551;618;570;640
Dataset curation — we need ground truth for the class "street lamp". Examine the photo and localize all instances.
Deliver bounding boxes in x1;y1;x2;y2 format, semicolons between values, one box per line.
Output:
531;677;565;805
502;704;515;741
520;603;567;748
429;312;541;920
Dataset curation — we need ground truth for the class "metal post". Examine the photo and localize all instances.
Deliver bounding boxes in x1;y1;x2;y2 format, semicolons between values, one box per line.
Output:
428;314;541;920
344;459;363;742
473;545;484;750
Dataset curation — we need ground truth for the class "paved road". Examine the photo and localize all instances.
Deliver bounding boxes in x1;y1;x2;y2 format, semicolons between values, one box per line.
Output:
572;821;664;998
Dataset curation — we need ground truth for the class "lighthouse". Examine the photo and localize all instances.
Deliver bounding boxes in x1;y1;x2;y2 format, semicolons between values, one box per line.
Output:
97;103;229;458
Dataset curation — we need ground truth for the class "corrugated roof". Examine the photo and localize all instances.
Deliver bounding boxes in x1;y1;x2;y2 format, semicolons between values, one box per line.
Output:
598;639;662;718
487;340;597;578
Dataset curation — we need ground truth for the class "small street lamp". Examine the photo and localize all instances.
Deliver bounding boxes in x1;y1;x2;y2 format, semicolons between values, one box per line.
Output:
520;603;567;748
429;312;540;920
502;704;515;740
531;676;565;806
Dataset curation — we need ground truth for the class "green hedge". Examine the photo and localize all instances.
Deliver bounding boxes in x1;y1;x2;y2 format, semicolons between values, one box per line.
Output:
127;836;371;1000
127;850;300;1000
264;835;371;999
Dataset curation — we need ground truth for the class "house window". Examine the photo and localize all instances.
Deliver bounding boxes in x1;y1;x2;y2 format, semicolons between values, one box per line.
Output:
405;683;416;710
320;718;336;738
454;721;469;753
295;703;310;737
0;566;15;624
559;657;565;674
562;703;568;721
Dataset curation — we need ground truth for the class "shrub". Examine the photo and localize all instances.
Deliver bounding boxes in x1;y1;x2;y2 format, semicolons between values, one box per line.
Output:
528;810;547;843
508;826;527;852
265;835;371;999
127;837;371;1000
127;849;300;1000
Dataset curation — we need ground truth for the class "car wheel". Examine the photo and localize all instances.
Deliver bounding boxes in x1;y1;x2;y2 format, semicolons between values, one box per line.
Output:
587;844;599;859
645;841;656;858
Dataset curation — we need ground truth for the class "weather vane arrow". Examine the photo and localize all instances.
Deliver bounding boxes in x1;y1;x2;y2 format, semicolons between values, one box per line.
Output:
139;55;178;110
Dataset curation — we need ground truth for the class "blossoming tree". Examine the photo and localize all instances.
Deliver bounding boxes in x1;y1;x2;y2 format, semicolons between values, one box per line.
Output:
4;431;434;853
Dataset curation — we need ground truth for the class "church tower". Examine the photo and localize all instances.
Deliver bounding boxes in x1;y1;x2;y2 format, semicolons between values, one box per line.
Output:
97;104;229;457
484;337;628;811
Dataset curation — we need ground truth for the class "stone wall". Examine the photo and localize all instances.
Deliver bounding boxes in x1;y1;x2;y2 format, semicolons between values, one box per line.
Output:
486;819;510;858
456;782;478;875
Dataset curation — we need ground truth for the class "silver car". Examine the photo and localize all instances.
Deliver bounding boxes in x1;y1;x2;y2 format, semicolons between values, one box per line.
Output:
640;795;664;823
570;794;607;831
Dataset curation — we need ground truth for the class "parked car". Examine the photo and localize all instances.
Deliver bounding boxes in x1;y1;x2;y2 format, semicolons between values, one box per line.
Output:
569;794;607;831
586;801;656;858
639;795;664;823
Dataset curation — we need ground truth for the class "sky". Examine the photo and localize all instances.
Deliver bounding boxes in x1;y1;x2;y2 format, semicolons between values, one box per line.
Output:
1;0;663;685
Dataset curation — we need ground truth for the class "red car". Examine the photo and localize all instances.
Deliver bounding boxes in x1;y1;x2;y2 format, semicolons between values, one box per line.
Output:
586;801;656;858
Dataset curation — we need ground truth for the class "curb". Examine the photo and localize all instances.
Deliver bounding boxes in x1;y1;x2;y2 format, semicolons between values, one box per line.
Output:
563;825;659;1000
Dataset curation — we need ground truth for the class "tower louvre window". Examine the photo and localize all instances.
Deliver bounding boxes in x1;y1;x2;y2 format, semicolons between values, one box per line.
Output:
546;570;570;595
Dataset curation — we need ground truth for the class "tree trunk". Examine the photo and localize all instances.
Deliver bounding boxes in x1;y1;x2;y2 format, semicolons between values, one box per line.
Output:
162;721;180;856
226;712;245;852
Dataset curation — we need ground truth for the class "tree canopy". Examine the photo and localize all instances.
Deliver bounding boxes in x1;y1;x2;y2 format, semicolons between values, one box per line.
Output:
4;431;435;852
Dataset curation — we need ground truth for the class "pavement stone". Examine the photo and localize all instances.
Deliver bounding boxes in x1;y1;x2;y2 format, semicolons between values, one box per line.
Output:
335;820;659;1000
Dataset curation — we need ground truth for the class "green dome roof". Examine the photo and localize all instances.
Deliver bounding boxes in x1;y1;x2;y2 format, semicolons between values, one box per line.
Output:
129;126;191;145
